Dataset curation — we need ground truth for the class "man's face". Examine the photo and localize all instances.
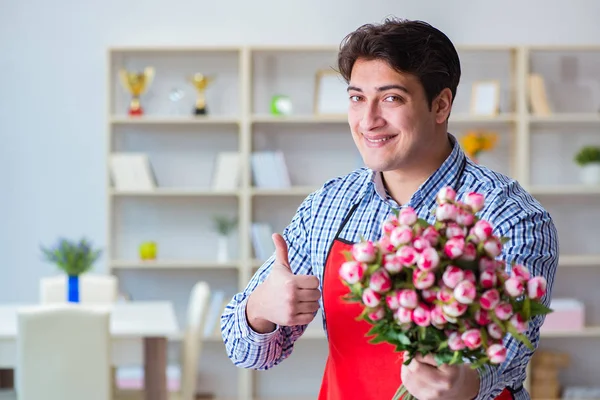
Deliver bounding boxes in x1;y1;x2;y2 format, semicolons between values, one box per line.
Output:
347;58;447;173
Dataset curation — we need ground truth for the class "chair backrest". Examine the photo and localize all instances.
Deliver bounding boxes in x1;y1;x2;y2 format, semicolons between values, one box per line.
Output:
16;304;111;400
180;281;211;400
40;274;118;304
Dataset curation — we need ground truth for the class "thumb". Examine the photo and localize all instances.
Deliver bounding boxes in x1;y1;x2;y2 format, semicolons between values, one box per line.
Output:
272;233;292;272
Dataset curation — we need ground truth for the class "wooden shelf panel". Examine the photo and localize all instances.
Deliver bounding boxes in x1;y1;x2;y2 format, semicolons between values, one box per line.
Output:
251;187;318;196
251;114;347;124
528;113;600;124
110;115;240;125
110;260;241;270
528;185;600;196
110;189;241;197
540;327;600;338
449;113;517;123
559;255;600;267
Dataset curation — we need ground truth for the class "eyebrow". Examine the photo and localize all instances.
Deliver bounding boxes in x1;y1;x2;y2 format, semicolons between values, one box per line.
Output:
347;84;411;94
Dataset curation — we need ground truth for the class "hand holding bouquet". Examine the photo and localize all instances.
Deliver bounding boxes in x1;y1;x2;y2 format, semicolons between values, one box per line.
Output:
339;187;552;400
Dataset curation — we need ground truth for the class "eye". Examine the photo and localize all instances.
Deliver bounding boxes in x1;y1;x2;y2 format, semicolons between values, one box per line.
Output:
349;95;362;102
384;95;403;102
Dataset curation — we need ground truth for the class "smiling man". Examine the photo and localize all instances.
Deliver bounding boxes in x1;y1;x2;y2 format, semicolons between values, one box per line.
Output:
221;18;558;400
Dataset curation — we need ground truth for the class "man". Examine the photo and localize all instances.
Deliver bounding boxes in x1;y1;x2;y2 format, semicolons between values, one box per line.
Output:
221;17;558;400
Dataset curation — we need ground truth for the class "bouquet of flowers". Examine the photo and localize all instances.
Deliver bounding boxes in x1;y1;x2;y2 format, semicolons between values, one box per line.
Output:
338;186;552;400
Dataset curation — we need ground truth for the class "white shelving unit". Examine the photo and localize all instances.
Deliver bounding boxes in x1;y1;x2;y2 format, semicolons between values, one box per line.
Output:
107;45;600;399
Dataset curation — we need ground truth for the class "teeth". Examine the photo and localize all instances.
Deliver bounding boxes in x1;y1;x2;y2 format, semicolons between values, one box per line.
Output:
366;136;393;143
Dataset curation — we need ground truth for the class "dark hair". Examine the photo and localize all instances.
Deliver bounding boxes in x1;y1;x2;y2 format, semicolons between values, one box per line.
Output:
337;17;461;109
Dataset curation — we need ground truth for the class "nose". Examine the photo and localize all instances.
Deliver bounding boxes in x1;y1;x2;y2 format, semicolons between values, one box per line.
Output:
359;101;385;132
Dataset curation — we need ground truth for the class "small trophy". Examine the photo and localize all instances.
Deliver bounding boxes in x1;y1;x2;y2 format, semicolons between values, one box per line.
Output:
190;73;214;115
119;67;155;116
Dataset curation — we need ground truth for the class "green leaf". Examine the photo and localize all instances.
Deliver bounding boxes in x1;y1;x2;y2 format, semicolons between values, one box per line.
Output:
506;323;534;351
500;236;511;245
341;249;354;262
449;350;463;365
529;301;553;317
415;218;431;229
397;331;411;346
522;296;532;320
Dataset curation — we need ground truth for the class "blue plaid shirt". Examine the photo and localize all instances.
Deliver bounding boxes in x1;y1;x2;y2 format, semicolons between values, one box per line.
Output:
221;133;559;400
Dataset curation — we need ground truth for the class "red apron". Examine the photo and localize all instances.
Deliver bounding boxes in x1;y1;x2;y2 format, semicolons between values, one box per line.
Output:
318;206;518;400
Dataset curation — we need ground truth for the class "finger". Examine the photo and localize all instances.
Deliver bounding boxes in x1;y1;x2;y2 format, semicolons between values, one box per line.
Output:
289;312;316;326
295;301;320;314
296;288;321;302
294;274;320;289
415;353;438;367
272;233;292;271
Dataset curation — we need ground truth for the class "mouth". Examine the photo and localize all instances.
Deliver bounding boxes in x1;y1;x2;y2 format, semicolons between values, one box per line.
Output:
362;133;397;147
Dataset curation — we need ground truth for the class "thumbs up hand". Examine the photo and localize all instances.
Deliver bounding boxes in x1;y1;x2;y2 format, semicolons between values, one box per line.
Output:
246;234;321;334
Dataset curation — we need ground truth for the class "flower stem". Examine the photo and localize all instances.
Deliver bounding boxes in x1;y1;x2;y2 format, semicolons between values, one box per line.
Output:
392;384;418;400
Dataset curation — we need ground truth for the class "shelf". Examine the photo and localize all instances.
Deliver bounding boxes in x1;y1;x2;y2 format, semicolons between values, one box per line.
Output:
540;327;600;338
251;187;318;197
110;115;240;125
559;255;600;267
448;113;517;123
528;185;600;196
528;113;600;124
110;188;241;197
110;260;241;270
251;114;347;124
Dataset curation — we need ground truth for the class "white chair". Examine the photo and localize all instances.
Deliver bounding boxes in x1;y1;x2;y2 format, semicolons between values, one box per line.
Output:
16;304;111;400
115;281;211;400
40;274;118;304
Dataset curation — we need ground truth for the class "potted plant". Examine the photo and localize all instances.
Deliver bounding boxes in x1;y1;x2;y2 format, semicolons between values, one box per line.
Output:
212;215;237;263
459;130;498;164
574;145;600;185
40;237;102;303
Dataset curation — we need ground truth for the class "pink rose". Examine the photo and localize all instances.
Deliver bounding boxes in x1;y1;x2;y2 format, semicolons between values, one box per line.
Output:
399;289;418;309
413;269;436;290
464;270;476;285
480;289;500;310
422;226;441;246
460;242;477;262
480;268;498;289
369;269;392;293
378;237;396;255
527;276;547;300
495;302;513;320
461;329;483;350
504;277;524;297
436;202;458;222
412;303;431;327
339;261;367;284
511;264;531;282
465;192;485;213
397;245;418;267
454;280;476;304
442;265;465;289
383;254;403;274
421;288;438;304
436;186;456;204
479;257;496;271
448;332;466;351
437;286;455;303
390;225;413;247
510;313;529;334
399;207;418;226
412;237;431;253
352;241;377;263
487;322;504;340
483;237;502;258
472;220;493;242
362;288;382;308
381;218;399;237
442;300;468;318
417;247;440;271
395;306;413;326
446;223;466;239
431;305;447;328
385;291;401;311
444;237;465;259
368;307;385;322
487;344;507;364
456;207;475;227
474;309;491;326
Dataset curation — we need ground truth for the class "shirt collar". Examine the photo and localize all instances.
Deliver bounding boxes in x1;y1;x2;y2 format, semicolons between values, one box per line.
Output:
371;133;466;211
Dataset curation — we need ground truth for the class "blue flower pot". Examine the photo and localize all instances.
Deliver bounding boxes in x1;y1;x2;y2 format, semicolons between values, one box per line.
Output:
67;275;79;303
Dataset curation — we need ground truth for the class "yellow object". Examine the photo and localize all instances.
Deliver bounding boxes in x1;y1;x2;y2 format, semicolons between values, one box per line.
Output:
460;130;498;160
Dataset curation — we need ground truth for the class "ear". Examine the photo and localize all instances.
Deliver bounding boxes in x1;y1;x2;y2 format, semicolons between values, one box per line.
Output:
433;88;453;124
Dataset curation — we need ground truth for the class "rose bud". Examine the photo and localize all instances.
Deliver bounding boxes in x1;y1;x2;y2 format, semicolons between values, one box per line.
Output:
368;307;385;322
352;241;377;263
461;329;483;350
383;254;403;274
362;288;382;308
385;291;401;310
465;192;485;213
527;276;547;300
448;332;466;351
483;237;502;258
399;289;419;309
472;220;493;242
446;222;466;239
369;269;392;293
511;264;531;282
381;218;399;236
444;314;458;324
431;304;447;328
436;202;459;222
487;344;508;364
399;207;418;226
442;265;465;289
504;277;524;297
442;300;468;318
395;306;413;326
412;237;431;253
496;267;509;283
390;225;413;247
413;269;436;290
397;245;418;266
510;313;529;334
495;302;513;321
487;322;504;340
456;207;475;227
444;237;465;259
436;186;456;204
412;303;432;327
454;280;477;304
437;286;455;303
480;289;500;310
421;288;438;304
480;268;498;289
378;236;396;255
479;257;496;271
460;243;477;262
422;226;441;246
464;270;476;285
474;309;492;325
417;247;440;271
339;261;367;284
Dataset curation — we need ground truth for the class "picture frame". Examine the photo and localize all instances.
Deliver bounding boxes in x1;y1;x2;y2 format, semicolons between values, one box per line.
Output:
109;153;157;191
470;80;501;116
313;69;348;116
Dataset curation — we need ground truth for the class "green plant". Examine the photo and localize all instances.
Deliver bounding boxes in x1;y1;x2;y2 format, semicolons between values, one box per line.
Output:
40;237;102;276
575;146;600;166
213;215;237;236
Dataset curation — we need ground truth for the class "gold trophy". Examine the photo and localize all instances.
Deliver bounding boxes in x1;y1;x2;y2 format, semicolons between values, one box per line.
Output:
190;73;214;115
119;67;155;116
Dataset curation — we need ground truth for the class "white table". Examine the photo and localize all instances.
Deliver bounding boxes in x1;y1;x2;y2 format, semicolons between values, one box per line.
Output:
0;301;179;400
